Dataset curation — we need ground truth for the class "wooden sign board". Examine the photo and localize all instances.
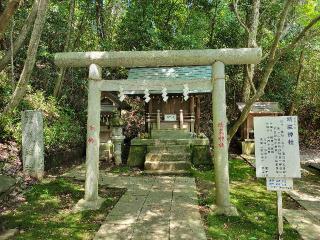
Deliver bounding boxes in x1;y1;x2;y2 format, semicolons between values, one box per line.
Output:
266;178;293;191
164;114;177;121
254;116;301;178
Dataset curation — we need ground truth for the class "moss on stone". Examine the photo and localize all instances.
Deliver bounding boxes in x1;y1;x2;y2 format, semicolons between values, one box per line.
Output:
192;145;212;166
127;145;146;167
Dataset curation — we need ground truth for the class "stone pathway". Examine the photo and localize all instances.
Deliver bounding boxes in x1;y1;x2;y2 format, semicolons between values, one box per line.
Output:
300;149;320;170
64;166;207;240
284;165;320;240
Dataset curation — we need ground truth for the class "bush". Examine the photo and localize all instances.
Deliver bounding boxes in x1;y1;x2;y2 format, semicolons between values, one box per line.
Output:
121;97;145;140
0;79;84;153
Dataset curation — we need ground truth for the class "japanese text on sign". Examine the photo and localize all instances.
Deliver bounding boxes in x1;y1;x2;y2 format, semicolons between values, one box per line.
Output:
254;116;301;178
266;178;293;191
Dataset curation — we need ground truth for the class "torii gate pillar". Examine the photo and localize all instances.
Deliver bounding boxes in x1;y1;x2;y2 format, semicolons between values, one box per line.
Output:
212;61;238;216
74;64;104;211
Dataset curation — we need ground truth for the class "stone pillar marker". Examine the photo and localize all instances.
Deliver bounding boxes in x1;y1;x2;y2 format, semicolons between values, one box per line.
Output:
110;111;125;165
74;63;104;211
22;110;44;179
111;127;124;166
211;61;238;216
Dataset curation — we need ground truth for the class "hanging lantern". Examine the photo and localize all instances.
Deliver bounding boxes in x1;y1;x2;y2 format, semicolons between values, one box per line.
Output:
183;84;189;101
161;87;168;102
144;89;151;103
118;86;125;102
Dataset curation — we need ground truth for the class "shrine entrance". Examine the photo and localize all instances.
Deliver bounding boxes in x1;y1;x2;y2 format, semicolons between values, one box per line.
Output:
54;48;262;216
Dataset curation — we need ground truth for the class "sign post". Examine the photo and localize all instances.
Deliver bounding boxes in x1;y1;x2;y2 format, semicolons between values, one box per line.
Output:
277;191;283;237
254;116;301;239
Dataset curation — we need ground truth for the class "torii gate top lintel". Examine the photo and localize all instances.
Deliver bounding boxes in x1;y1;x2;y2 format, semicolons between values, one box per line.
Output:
54;48;262;68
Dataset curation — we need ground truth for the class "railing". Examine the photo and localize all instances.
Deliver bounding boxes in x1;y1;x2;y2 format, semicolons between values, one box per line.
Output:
184;112;195;133
146;110;195;133
146;111;162;132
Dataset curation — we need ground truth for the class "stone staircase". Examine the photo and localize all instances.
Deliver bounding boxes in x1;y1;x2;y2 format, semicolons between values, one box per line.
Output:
144;129;193;174
150;129;193;139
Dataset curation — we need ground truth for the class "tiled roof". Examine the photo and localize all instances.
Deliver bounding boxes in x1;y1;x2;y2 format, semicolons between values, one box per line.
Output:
128;66;212;80
236;102;283;113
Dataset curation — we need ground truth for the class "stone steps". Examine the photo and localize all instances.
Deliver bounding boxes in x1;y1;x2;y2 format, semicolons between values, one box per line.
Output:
151;129;193;139
144;169;190;175
144;129;195;174
145;160;191;172
131;138;209;146
146;152;190;162
147;144;191;154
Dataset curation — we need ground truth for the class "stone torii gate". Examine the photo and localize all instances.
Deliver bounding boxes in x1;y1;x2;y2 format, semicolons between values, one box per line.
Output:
54;48;262;215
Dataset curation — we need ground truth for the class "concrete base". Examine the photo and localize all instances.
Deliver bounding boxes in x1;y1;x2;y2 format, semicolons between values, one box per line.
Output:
241;140;255;155
210;204;239;216
73;196;104;212
127;145;146;167
24;170;44;180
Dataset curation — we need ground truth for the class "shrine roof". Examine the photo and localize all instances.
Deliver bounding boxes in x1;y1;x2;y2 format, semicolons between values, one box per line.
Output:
236;102;283;114
100;92;131;112
127;66;212;81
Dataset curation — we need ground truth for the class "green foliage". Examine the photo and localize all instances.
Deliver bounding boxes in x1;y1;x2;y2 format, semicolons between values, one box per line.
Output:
0;77;84;152
117;0;211;50
263;54;297;110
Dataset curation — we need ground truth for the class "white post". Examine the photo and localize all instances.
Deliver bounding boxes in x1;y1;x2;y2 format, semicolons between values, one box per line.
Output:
147;113;151;133
212;61;238;216
74;64;104;211
191;112;195;133
180;109;184;129
157;110;161;130
277;191;283;239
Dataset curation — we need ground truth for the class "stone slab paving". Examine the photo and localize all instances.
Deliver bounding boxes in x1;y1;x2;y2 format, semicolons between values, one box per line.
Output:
300;149;320;170
287;165;320;233
64;166;207;240
283;209;320;240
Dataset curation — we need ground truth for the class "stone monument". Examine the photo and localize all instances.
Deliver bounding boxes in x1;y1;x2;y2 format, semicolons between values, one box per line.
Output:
22;110;44;179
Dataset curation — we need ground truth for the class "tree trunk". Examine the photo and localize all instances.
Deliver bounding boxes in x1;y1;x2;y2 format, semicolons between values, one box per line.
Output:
228;0;292;142
52;0;75;97
95;0;105;41
240;0;260;102
288;50;304;115
2;0;49;114
0;0;39;72
0;0;21;37
228;3;320;143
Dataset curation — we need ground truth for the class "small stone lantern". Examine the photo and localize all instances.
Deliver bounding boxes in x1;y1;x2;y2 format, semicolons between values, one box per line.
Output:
110;112;125;165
